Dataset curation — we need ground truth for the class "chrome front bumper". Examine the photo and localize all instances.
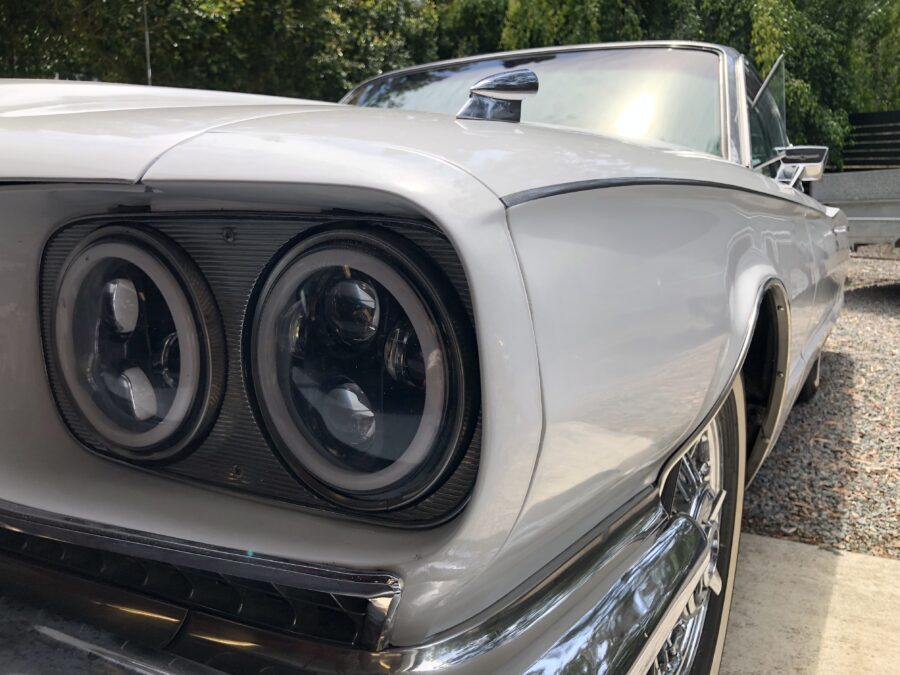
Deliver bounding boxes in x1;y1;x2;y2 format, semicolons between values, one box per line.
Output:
0;494;709;674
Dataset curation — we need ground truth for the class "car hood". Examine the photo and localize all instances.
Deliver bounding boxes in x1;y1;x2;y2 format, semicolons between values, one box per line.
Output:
2;80;820;212
145;105;822;211
0;80;330;183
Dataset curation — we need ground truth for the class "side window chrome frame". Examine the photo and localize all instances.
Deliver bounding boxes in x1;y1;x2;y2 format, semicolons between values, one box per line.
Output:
742;54;789;172
734;53;754;168
719;47;743;165
737;54;829;189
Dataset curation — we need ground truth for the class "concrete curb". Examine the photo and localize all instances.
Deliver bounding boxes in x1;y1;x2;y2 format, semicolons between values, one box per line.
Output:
721;533;900;674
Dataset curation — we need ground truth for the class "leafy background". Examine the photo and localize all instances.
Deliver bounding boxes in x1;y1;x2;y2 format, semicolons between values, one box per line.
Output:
2;0;898;163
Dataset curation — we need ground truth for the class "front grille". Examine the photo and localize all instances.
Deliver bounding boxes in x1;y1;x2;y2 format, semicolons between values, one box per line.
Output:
39;212;481;526
0;513;393;649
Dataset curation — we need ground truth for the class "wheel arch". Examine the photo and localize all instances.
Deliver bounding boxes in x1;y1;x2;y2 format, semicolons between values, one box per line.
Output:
740;279;791;483
658;276;790;493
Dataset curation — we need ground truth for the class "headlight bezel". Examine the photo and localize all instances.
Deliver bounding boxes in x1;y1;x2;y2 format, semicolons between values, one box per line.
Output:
249;228;478;511
41;214;481;526
50;226;225;463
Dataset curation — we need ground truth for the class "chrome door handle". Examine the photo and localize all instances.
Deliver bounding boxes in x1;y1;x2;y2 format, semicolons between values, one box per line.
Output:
832;225;848;234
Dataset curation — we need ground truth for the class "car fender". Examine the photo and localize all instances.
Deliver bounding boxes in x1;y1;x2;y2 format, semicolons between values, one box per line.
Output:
497;182;801;569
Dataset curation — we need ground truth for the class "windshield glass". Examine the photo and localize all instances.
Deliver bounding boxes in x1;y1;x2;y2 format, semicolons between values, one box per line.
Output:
746;57;788;169
347;48;723;156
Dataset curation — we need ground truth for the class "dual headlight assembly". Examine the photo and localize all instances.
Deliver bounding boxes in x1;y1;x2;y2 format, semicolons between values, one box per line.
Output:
50;226;476;512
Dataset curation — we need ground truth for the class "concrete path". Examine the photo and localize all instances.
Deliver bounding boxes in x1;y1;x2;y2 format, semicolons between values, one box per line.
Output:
721;533;900;674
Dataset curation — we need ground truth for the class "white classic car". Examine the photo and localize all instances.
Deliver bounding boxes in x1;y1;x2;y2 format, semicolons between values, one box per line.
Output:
0;41;848;673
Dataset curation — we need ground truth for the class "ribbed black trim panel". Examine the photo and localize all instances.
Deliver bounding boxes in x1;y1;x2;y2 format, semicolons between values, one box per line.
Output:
0;527;371;647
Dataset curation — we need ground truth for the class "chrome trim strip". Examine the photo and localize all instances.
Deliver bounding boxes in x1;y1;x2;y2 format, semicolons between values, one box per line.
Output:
625;517;709;674
400;489;664;664
344;40;739;101
501;176;826;211
750;54;785;109
735;54;753;167
0;498;402;650
719;44;735;163
0;498;400;597
532;515;708;675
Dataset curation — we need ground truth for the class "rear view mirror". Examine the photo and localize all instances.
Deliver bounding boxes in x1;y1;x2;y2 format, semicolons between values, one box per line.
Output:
776;145;829;186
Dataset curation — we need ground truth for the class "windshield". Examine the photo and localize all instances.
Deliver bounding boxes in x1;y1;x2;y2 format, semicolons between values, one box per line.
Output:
346;48;724;156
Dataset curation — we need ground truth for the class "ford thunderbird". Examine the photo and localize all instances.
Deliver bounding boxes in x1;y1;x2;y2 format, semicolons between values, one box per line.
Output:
0;41;848;673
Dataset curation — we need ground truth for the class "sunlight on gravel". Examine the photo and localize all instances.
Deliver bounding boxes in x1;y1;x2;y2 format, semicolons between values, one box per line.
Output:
743;246;900;559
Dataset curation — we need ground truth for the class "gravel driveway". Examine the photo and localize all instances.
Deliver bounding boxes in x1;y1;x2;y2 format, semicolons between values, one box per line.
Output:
743;245;899;559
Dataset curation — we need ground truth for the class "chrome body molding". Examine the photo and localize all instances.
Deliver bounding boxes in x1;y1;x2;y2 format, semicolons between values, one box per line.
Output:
0;490;711;674
501;176;828;210
0;498;402;597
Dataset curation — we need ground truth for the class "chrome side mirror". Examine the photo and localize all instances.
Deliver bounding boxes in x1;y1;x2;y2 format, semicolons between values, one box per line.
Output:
456;69;539;123
776;145;829;186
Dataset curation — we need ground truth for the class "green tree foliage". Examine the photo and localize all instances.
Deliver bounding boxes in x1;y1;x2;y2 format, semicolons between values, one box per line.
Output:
1;0;897;160
849;0;900;112
0;0;436;101
436;0;506;59
500;0;600;48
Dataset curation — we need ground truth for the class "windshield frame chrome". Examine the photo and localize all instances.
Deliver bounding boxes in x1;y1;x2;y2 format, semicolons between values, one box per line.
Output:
742;53;790;172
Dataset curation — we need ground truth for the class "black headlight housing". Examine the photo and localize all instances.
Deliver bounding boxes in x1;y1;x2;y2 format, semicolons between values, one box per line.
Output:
251;229;478;511
42;215;480;526
51;226;224;462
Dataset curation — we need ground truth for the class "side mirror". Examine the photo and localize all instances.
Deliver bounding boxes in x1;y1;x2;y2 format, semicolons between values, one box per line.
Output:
456;69;539;123
776;145;829;186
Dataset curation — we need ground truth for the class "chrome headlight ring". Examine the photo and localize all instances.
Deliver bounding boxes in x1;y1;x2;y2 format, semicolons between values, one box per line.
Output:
52;226;225;463
250;229;477;511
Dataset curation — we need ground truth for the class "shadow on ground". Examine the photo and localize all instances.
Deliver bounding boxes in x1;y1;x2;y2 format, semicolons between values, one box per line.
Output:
843;281;900;311
743;351;860;549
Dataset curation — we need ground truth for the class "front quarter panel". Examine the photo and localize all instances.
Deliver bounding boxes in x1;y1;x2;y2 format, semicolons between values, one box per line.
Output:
500;183;813;561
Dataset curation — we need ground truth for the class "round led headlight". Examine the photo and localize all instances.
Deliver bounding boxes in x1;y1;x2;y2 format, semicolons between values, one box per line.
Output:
52;227;223;461
251;230;476;510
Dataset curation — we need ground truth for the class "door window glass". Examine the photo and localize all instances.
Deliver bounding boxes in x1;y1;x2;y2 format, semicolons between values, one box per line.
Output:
746;58;788;171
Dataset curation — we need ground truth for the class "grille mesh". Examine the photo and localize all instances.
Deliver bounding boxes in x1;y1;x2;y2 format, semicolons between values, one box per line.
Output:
40;213;480;526
0;526;369;646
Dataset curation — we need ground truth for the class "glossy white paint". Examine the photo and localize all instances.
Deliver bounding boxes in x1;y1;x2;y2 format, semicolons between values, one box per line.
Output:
0;79;314;115
0;77;847;647
502;185;842;561
156;106;830;211
0;79;325;182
